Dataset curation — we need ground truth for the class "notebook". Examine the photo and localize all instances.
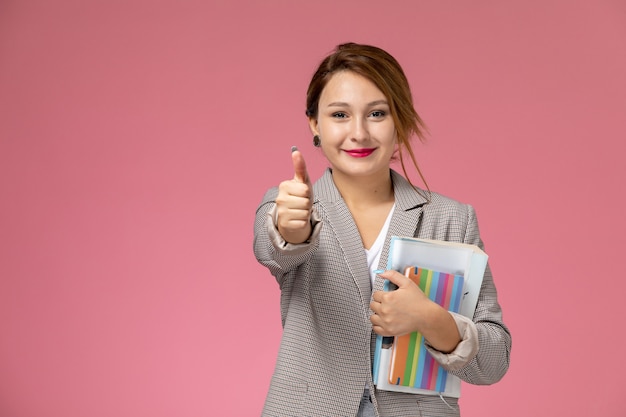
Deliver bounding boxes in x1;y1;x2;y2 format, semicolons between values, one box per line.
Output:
387;267;464;392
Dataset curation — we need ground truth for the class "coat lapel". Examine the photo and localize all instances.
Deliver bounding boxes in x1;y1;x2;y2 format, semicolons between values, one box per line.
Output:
314;170;371;306
373;170;429;293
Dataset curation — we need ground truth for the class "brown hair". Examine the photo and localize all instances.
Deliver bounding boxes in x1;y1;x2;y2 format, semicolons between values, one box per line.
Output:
306;42;430;195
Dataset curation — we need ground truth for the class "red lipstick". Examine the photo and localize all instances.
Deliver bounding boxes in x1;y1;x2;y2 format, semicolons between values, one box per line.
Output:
344;148;376;158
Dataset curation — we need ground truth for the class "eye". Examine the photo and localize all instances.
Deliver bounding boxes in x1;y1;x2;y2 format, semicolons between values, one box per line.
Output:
370;110;386;118
332;112;348;119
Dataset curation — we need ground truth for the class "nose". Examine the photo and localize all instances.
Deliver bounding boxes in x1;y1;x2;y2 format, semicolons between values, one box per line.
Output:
350;116;369;141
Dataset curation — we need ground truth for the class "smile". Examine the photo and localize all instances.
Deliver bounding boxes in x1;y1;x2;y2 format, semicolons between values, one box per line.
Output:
344;148;376;158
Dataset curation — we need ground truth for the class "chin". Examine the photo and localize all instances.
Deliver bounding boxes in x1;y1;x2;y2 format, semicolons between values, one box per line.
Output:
336;165;390;178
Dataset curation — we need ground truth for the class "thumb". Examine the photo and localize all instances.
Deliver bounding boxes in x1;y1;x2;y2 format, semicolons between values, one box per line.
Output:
379;270;411;289
291;147;310;184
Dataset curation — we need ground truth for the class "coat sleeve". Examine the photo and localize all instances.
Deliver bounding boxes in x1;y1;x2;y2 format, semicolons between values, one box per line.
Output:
449;204;512;385
253;187;322;288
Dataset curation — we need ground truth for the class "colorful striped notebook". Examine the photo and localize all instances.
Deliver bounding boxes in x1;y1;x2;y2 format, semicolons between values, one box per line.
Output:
387;266;464;392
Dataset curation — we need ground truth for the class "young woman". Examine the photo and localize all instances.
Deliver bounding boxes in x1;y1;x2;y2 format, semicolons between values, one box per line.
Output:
253;43;511;417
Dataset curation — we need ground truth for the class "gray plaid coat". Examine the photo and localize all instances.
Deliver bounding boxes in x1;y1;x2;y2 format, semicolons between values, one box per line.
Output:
254;169;511;417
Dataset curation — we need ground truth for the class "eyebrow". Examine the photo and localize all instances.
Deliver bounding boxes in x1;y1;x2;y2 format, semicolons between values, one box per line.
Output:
326;100;389;108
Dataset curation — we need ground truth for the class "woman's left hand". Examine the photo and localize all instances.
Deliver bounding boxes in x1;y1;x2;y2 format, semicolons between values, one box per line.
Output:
370;270;432;337
370;270;462;353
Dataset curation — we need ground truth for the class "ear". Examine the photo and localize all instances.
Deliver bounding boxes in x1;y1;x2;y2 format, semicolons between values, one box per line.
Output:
308;117;319;136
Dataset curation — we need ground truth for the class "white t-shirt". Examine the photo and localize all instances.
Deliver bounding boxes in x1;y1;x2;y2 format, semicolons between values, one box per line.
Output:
364;204;395;287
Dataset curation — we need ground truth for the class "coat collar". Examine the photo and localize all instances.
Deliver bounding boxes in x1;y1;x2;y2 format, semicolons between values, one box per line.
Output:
377;170;429;292
313;168;429;211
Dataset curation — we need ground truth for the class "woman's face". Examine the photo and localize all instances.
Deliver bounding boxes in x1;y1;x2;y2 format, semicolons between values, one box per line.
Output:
309;70;397;181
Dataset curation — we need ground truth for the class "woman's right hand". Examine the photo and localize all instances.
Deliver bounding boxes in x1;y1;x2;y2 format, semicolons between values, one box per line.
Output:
275;148;313;244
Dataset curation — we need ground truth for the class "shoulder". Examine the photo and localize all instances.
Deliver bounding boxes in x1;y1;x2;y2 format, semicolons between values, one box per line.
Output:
256;186;279;214
420;191;481;244
259;186;279;204
391;170;472;217
425;191;473;217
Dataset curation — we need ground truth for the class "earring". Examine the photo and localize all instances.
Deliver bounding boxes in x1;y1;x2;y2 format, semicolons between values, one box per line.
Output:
313;135;321;147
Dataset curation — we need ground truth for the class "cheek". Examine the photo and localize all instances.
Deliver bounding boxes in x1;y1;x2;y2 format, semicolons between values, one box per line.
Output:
318;123;345;142
378;124;398;144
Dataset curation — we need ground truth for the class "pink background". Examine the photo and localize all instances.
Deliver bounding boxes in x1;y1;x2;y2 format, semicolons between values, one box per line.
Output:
1;1;625;416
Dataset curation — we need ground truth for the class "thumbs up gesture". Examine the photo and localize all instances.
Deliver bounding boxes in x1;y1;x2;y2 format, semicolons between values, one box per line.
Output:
275;147;314;244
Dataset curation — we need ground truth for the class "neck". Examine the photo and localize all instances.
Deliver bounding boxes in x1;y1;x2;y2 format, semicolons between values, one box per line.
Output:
331;168;394;208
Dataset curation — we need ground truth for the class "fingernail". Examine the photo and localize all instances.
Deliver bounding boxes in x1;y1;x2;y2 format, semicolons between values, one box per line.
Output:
374;269;385;275
291;146;298;153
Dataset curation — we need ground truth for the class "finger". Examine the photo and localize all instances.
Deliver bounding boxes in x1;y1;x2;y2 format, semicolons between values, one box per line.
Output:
291;147;310;184
280;208;313;224
279;181;311;199
281;218;312;230
370;314;392;337
379;270;411;289
371;290;385;304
